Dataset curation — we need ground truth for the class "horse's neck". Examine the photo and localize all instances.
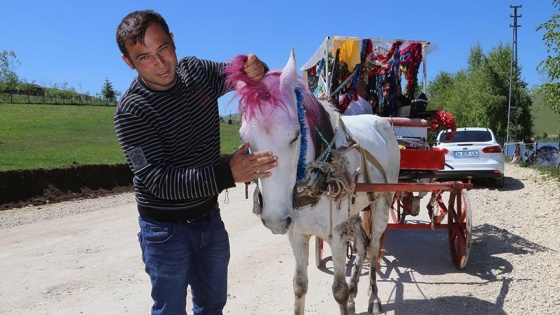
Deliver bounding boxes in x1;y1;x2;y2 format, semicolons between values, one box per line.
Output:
319;101;341;131
309;101;338;161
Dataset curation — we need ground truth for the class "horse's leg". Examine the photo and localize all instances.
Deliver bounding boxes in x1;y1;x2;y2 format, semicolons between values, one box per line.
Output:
377;229;387;271
360;207;372;264
288;233;310;315
347;216;368;314
366;196;390;314
330;235;350;315
361;207;372;239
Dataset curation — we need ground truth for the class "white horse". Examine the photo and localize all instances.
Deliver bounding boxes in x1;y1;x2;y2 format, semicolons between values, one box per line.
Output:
226;50;400;314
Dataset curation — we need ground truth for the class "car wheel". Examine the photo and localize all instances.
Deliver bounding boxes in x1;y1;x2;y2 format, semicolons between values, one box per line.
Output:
495;176;504;188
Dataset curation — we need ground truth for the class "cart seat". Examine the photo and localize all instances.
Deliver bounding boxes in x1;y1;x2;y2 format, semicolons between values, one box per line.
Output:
385;117;430;149
383;117;428;127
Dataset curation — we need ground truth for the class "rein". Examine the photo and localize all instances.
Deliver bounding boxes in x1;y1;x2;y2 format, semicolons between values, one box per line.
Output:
294;113;358;210
293;114;391;211
337;118;392;212
248;87;391;226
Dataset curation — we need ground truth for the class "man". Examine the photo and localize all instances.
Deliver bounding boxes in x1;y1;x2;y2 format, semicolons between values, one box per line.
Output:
380;76;410;117
366;90;379;115
341;79;373;115
114;10;277;314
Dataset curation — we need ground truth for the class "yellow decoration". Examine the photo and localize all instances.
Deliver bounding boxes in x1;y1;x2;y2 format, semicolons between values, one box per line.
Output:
334;40;361;72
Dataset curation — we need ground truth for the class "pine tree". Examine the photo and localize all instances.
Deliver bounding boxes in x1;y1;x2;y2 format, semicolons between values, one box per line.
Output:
101;78;116;104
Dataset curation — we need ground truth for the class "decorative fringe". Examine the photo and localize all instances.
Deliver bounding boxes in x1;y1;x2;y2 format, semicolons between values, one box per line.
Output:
316;58;324;78
295;87;307;181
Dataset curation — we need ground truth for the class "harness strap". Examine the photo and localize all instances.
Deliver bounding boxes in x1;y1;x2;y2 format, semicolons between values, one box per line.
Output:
338;118;389;185
337;117;394;212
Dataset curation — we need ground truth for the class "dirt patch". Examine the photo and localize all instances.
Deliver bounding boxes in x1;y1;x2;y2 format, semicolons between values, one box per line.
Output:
0;164;133;210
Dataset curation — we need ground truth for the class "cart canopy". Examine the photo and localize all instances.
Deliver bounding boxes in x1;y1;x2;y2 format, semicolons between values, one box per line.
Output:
301;36;436;115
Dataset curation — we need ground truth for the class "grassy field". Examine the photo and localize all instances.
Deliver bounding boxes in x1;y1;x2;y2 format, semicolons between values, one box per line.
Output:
0;103;242;172
531;96;560;138
0;102;557;173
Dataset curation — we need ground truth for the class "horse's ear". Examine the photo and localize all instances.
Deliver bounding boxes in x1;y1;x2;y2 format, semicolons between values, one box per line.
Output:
280;48;297;94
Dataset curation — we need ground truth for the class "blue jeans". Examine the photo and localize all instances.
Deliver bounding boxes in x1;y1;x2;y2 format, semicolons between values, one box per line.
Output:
138;211;230;315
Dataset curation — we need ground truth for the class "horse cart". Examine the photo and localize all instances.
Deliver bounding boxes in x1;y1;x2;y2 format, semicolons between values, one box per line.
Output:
231;36;473;314
302;36;473;270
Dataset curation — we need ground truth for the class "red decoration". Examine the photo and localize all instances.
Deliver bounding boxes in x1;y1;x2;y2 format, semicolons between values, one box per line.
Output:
375;41;402;64
310;65;316;76
428;110;457;144
399;43;423;96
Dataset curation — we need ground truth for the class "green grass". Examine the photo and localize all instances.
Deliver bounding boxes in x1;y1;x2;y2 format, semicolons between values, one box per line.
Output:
1;102;556;182
220;122;243;154
531;93;560;138
0;103;243;172
0;103;124;171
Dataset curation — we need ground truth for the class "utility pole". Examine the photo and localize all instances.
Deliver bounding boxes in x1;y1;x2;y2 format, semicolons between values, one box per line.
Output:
506;4;521;150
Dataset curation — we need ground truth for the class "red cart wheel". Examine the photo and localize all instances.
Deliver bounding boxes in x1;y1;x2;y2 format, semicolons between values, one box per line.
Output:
447;189;472;269
315;236;324;267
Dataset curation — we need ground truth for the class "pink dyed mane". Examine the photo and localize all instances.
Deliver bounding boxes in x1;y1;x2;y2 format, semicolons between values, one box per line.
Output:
224;55;323;132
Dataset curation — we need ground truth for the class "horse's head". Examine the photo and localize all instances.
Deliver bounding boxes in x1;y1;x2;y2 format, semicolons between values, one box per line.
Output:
226;49;323;234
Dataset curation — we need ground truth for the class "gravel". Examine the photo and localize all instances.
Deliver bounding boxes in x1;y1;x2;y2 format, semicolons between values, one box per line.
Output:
465;163;560;314
1;163;559;314
0;193;135;229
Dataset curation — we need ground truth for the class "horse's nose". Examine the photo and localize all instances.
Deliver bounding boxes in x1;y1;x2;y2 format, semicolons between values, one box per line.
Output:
260;215;293;234
285;216;292;229
260;216;292;229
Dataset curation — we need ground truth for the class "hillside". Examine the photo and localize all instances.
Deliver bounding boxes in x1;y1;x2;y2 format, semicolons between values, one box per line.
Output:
531;93;560;138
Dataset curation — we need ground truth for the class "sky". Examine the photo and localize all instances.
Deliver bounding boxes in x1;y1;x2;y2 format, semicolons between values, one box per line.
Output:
1;1;554;116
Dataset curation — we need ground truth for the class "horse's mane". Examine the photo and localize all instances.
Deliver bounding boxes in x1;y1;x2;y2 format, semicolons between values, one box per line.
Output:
224;55;323;133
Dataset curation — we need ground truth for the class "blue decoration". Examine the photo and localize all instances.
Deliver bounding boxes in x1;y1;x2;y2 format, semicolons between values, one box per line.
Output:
360;39;368;64
316;58;325;77
295;87;307;181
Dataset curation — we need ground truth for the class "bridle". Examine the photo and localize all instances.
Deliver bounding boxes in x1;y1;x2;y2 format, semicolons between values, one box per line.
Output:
250;87;389;217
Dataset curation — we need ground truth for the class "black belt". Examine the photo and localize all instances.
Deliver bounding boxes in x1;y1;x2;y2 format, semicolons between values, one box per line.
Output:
138;201;219;224
185;205;219;223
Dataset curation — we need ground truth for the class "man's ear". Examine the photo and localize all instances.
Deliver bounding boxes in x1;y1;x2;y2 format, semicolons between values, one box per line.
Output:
122;55;135;70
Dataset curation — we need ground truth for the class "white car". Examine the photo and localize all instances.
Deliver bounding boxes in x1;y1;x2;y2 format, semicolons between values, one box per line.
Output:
433;127;505;187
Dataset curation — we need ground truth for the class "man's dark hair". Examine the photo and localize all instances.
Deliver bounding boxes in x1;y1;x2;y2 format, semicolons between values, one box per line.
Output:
367;90;378;101
381;76;390;86
382;75;398;87
116;10;170;58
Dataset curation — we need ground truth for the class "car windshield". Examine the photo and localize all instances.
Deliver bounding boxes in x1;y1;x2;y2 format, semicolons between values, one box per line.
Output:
439;130;492;143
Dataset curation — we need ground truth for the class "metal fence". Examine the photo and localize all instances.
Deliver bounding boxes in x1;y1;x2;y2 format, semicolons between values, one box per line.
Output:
0;92;116;106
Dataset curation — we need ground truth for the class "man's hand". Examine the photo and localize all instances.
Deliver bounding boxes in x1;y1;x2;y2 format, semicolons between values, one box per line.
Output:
244;54;267;81
230;142;277;183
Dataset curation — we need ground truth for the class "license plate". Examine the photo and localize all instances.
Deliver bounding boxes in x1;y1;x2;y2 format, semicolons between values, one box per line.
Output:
453;150;479;158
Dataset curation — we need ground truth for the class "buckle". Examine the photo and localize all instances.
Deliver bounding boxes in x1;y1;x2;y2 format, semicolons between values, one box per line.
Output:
186;212;209;223
185;205;219;223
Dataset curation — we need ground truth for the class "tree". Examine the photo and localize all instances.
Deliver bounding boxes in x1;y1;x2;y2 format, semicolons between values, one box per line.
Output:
475;42;532;141
536;0;560;115
428;42;533;142
101;78;117;104
0;50;20;96
467;44;484;72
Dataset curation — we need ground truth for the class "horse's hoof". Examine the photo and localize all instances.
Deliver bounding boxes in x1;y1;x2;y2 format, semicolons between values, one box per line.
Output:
347;301;356;314
368;299;383;314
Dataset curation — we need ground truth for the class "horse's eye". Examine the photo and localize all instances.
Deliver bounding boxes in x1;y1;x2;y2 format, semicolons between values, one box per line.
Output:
289;131;300;145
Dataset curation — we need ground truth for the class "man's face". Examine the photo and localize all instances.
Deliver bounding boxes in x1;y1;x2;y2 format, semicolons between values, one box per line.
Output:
382;83;390;99
121;23;178;90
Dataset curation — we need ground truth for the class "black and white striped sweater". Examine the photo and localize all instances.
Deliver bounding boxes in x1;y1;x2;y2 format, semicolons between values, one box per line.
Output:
114;56;235;220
